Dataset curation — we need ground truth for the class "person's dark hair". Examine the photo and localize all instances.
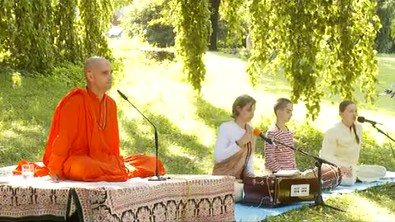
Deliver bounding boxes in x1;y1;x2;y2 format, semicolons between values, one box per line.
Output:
339;100;360;144
339;100;355;113
274;98;292;116
231;95;256;118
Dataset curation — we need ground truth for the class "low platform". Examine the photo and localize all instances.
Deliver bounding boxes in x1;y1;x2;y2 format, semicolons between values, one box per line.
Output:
0;166;235;222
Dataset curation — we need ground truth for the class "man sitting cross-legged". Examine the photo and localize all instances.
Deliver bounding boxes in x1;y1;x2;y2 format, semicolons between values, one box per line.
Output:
15;56;165;182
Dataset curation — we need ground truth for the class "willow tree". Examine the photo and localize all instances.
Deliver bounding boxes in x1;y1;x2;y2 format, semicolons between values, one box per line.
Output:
54;0;82;64
376;0;395;53
80;0;113;59
174;0;211;91
220;0;247;47
0;0;12;56
208;0;247;50
31;0;55;71
0;0;114;73
247;0;380;120
6;0;55;71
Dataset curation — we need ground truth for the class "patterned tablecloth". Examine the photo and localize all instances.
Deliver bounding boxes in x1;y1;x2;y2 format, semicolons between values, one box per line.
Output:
0;167;235;222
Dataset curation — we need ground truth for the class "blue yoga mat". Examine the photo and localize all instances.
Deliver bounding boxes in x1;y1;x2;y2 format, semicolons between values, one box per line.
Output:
235;171;395;222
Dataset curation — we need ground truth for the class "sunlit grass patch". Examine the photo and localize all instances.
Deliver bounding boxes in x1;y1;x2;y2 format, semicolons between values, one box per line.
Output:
266;183;395;222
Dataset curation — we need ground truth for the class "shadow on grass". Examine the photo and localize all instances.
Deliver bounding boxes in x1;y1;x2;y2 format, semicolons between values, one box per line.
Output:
0;66;83;166
0;72;61;166
194;96;231;130
265;184;395;221
118;108;212;174
359;183;395;212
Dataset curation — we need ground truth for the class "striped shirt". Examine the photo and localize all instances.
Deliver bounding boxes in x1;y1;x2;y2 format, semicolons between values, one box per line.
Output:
264;125;296;172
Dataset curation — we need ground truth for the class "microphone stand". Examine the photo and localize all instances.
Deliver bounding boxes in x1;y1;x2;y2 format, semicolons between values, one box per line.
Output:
117;90;166;181
264;137;345;212
370;123;395;144
369;123;395;187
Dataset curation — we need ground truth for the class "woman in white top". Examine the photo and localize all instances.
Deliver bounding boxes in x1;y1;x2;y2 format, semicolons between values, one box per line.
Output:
212;95;256;202
213;95;256;179
319;100;386;185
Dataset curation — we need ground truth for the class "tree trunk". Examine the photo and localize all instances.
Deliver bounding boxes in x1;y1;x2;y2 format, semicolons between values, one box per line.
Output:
209;0;220;51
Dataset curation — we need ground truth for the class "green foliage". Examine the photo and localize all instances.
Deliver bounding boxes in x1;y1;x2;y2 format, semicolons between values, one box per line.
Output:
51;63;85;87
0;0;114;73
174;0;211;91
122;0;175;47
80;0;113;59
0;68;71;166
6;0;33;69
247;0;381;120
359;132;395;169
290;123;324;171
54;0;83;64
219;0;248;48
5;0;54;72
0;0;10;55
376;0;395;53
31;0;55;71
146;23;175;47
112;0;130;10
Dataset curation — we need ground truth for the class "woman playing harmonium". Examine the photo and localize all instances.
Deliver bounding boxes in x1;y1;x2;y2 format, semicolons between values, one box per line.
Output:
319;100;386;186
212;95;257;201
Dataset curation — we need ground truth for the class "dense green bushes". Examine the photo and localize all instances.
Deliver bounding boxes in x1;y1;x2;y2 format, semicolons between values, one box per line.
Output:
376;0;395;53
122;0;175;47
0;0;113;73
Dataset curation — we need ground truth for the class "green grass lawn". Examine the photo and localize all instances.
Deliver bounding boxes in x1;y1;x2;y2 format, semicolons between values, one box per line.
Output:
1;37;395;221
266;183;395;222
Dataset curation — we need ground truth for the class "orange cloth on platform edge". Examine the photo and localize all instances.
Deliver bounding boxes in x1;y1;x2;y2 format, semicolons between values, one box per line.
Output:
12;160;49;177
11;87;167;182
124;154;166;177
13;154;165;180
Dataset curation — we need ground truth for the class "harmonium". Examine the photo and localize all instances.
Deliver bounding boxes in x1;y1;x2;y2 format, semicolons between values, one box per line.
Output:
242;174;319;207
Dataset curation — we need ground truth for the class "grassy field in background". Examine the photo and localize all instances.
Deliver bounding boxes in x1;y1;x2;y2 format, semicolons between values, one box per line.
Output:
1;37;395;221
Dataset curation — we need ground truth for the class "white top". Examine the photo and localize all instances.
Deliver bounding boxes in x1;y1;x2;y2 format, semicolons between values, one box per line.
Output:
319;122;362;167
214;120;254;175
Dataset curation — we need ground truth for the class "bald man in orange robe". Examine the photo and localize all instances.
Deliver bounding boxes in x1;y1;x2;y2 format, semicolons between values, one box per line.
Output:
17;56;165;182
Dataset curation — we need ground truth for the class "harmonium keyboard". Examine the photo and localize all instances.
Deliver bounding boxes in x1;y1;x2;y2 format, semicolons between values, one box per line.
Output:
242;175;319;207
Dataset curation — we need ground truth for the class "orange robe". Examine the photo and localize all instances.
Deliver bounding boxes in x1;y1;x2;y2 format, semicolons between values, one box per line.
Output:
14;88;165;181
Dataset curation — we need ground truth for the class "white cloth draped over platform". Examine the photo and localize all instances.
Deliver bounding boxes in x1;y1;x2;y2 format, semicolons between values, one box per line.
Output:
0;165;235;222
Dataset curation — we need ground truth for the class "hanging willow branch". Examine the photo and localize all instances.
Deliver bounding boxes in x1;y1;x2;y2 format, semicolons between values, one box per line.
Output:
174;0;211;91
247;0;380;120
0;0;114;73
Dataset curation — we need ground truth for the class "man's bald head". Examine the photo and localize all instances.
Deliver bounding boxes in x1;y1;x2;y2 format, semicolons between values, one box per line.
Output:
84;56;110;76
83;56;113;92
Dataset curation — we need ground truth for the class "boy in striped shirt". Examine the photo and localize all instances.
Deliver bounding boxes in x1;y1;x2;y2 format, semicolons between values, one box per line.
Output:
264;98;297;173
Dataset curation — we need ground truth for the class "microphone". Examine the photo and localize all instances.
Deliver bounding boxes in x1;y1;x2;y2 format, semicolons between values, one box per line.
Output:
357;116;382;125
117;90;166;181
253;128;274;145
